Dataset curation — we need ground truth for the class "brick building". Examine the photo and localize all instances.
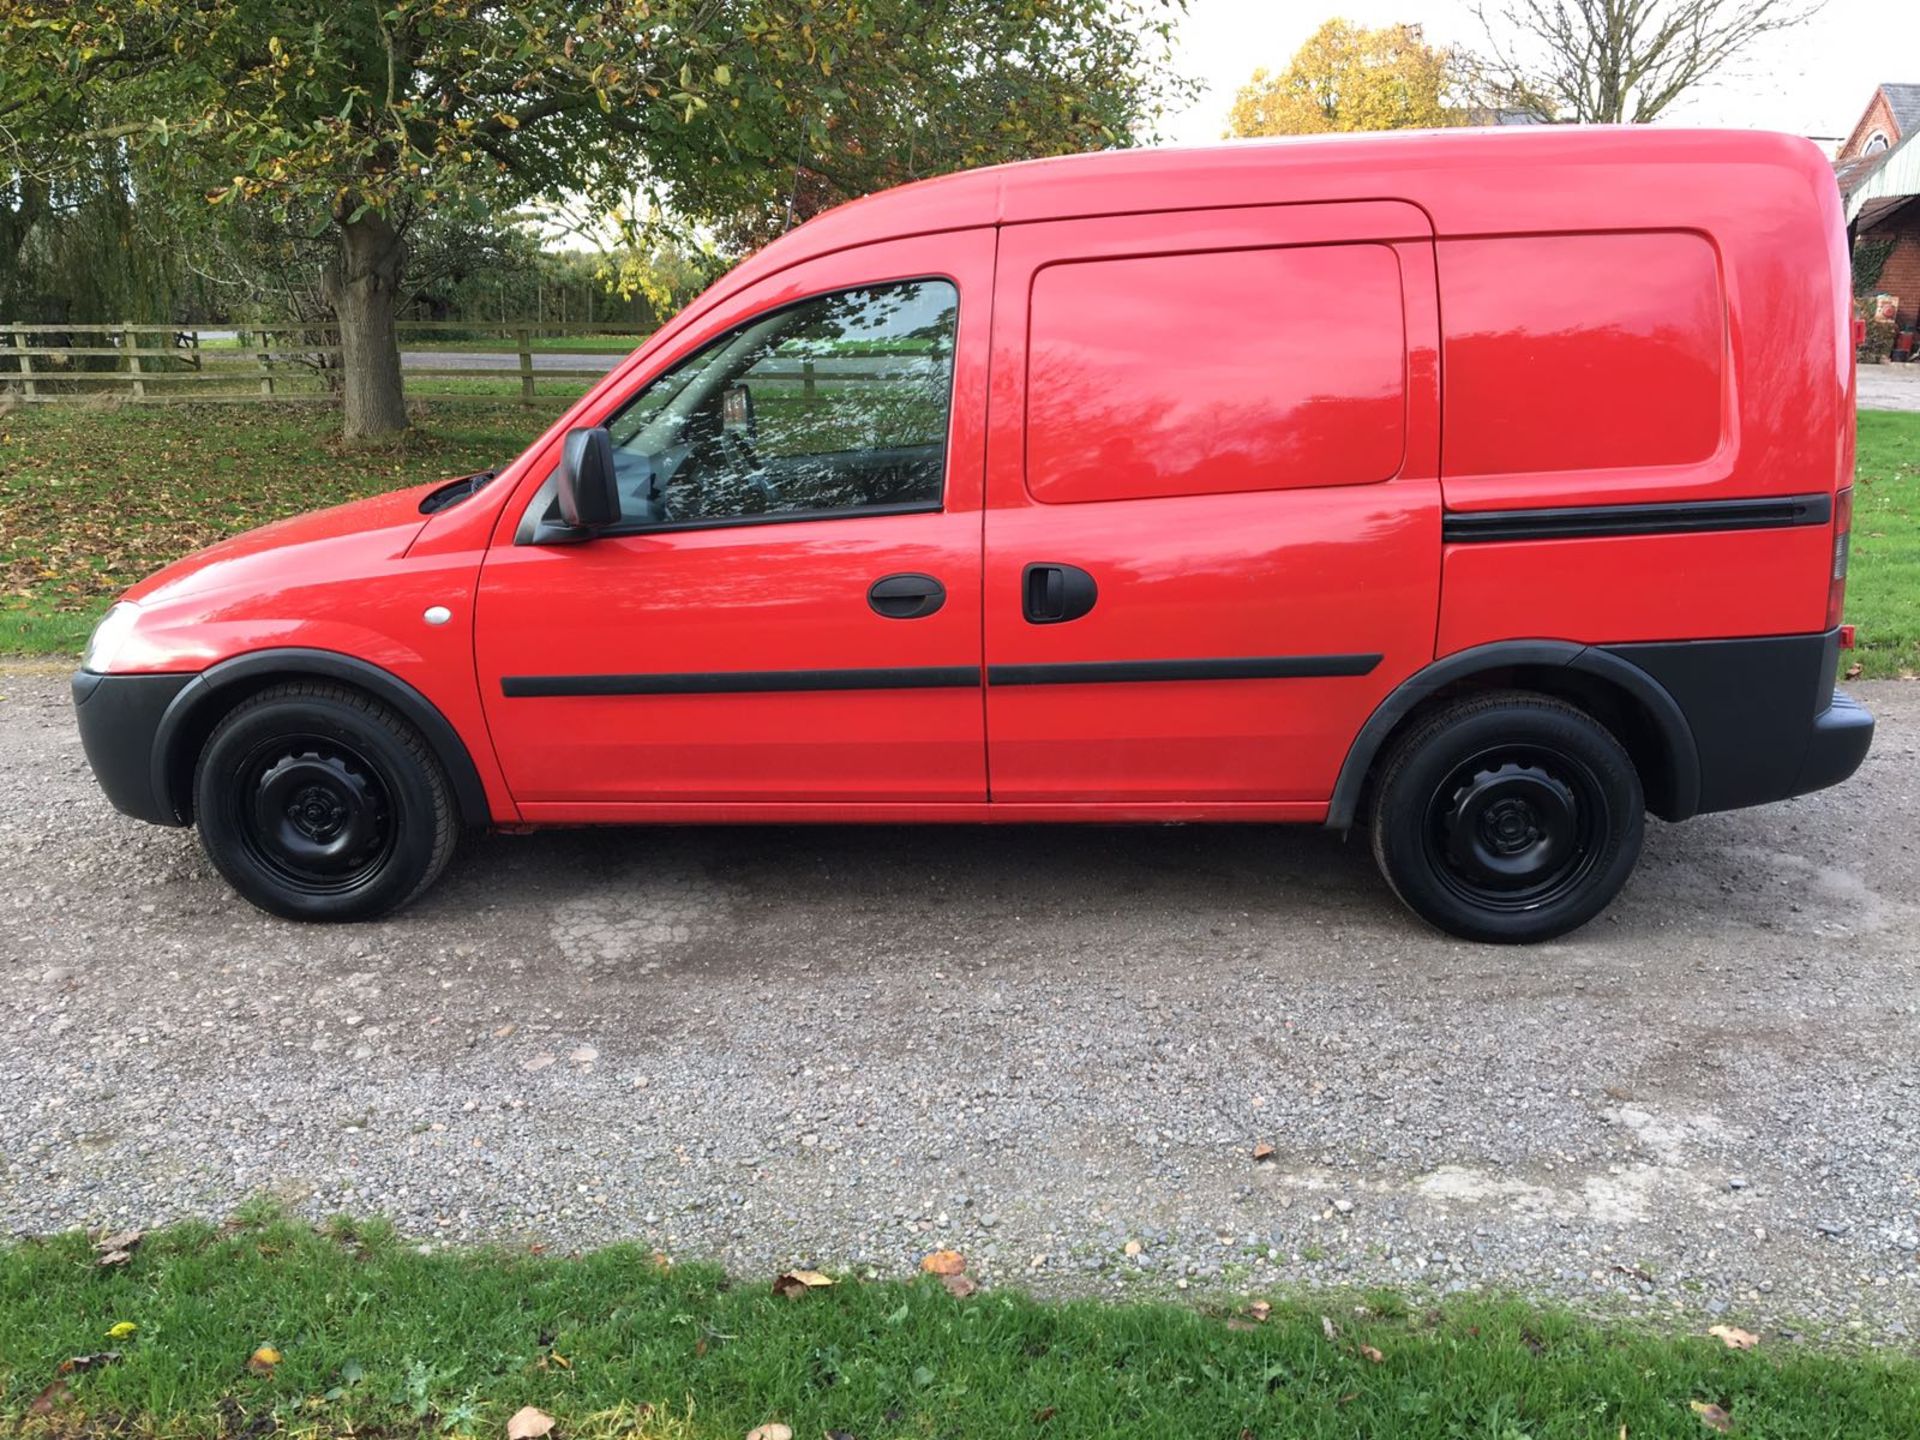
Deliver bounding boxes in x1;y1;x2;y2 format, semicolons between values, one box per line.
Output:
1836;83;1920;343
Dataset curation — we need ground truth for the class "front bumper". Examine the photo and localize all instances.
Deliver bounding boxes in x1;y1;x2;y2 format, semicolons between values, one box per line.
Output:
71;669;194;826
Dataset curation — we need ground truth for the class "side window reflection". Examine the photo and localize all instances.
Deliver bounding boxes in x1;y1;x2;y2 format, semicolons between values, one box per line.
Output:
599;280;958;530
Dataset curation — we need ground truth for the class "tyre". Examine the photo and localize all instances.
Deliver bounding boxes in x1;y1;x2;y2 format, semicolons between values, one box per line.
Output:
193;681;458;921
1368;690;1644;944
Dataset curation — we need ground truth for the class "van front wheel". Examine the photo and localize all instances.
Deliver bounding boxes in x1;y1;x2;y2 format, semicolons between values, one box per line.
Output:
193;681;458;922
1368;692;1644;944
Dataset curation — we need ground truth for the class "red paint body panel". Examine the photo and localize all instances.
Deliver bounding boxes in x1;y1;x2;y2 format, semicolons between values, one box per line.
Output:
88;128;1854;830
1437;527;1835;654
982;207;1442;802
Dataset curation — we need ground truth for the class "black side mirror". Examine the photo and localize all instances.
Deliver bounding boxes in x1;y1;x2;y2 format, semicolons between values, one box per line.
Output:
556;427;619;532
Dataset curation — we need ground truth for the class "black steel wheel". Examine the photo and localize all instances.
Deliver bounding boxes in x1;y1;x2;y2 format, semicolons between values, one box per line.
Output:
1370;692;1643;943
194;682;457;921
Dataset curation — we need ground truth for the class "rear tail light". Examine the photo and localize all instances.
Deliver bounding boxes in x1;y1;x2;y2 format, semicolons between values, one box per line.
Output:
1826;486;1853;629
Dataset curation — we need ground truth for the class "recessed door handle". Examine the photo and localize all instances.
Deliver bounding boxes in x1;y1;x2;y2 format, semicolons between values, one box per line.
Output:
868;572;946;619
1022;563;1097;624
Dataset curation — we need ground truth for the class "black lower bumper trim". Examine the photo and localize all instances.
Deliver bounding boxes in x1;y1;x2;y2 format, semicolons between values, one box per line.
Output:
72;670;194;826
1602;629;1871;814
1796;687;1874;798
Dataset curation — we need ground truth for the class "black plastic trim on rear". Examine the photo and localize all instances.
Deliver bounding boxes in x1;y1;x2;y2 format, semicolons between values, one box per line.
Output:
1443;492;1832;544
987;655;1382;687
502;667;981;698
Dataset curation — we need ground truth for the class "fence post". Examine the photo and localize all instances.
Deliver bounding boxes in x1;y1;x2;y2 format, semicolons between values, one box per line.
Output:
8;326;37;400
803;357;816;401
517;327;535;406
123;324;146;400
255;328;275;397
189;329;203;372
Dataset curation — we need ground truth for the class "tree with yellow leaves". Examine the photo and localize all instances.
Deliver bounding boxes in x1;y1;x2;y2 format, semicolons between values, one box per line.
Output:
1228;20;1467;137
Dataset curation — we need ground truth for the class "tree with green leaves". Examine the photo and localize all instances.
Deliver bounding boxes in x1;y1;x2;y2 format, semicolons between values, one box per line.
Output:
2;1;1186;439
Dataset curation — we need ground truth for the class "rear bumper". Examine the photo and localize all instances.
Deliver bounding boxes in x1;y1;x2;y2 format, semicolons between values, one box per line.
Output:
1605;628;1872;815
71;669;193;826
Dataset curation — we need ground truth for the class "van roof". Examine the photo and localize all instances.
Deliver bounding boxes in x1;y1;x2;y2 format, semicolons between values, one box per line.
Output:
722;126;1832;293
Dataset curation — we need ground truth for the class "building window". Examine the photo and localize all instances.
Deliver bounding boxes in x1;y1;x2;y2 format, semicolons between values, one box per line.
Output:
1865;131;1891;155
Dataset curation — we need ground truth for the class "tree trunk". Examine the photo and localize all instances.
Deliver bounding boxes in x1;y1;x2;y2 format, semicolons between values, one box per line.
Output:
323;210;409;441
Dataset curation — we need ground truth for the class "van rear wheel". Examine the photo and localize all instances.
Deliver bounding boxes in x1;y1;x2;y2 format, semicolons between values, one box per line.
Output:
1369;691;1643;944
193;681;457;922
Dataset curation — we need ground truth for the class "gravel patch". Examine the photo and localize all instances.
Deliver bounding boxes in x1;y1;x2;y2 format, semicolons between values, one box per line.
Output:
3;671;1918;1340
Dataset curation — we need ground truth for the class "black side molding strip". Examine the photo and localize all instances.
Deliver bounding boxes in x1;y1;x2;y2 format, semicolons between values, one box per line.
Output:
503;654;1385;697
1443;492;1832;544
988;654;1382;687
502;667;981;697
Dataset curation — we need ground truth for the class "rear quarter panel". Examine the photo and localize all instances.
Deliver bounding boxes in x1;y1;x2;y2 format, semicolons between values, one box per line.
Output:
1432;135;1848;650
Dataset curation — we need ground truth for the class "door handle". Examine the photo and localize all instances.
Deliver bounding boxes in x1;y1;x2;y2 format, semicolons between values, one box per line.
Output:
1022;563;1097;624
868;572;947;620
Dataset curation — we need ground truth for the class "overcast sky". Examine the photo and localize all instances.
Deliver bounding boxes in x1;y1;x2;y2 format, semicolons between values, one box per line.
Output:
1160;0;1920;150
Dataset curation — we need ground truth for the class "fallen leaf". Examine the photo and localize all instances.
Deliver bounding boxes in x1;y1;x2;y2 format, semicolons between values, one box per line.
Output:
920;1250;965;1276
1252;1142;1275;1162
772;1269;835;1299
28;1380;71;1416
1844;661;1863;681
1358;1343;1385;1364
1690;1400;1733;1433
1321;1314;1338;1341
248;1345;282;1374
57;1352;121;1374
1248;1300;1272;1323
493;1024;517;1038
1708;1324;1759;1350
521;1053;555;1072
1123;1239;1142;1257
1033;1407;1058;1424
569;1045;598;1064
941;1273;978;1299
745;1425;792;1440
94;1229;142;1267
106;1321;137;1340
507;1405;556;1439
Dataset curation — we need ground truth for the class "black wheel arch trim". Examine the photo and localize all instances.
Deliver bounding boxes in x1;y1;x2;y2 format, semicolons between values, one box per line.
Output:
152;648;493;827
1325;640;1701;832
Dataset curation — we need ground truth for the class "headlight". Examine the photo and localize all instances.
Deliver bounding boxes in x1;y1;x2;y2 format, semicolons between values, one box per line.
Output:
82;602;142;674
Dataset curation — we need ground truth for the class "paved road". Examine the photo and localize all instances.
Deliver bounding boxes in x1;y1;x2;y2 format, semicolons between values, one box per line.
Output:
4;671;1918;1338
402;350;621;374
1860;365;1920;413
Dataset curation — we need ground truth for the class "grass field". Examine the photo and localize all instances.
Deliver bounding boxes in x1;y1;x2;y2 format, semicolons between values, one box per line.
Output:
1852;411;1920;679
0;400;563;653
3;1211;1915;1439
3;402;1917;673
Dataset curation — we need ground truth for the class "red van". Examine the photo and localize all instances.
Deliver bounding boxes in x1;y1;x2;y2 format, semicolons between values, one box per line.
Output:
73;128;1871;942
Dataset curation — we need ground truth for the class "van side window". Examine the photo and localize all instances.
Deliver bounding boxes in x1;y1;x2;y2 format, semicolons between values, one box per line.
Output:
602;279;958;530
1023;245;1408;504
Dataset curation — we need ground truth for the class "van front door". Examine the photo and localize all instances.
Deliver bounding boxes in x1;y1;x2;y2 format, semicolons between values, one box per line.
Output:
983;204;1441;813
475;232;992;817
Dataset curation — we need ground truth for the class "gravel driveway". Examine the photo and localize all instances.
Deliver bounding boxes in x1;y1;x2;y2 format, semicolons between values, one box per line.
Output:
4;670;1918;1339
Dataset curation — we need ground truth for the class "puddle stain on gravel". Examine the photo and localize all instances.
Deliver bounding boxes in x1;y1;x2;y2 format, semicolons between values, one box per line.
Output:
548;859;727;972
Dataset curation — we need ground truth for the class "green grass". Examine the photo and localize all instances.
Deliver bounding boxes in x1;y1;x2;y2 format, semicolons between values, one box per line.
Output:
2;1212;1914;1439
0;400;561;652
1851;411;1920;678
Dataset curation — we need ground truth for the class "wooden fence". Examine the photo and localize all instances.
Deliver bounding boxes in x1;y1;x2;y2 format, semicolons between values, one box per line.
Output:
0;320;644;406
